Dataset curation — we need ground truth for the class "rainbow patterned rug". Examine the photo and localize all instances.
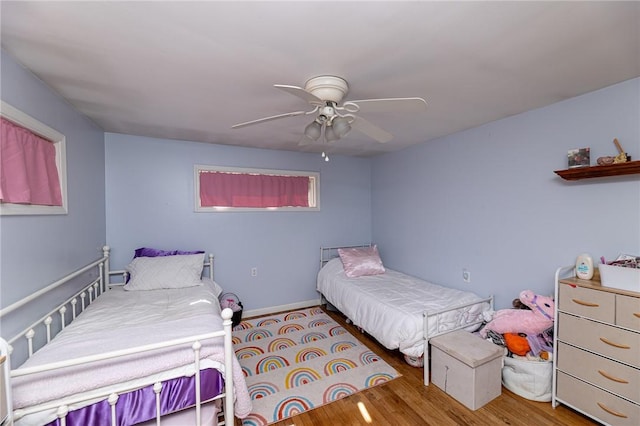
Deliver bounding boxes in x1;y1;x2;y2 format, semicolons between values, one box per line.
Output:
233;307;400;426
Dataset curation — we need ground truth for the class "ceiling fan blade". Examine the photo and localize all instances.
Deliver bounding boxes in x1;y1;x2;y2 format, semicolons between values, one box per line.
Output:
231;110;307;129
275;84;324;105
350;116;393;143
348;97;427;113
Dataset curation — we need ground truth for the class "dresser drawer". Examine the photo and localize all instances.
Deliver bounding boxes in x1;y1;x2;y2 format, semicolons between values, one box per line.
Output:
557;341;640;403
559;283;615;322
557;371;640;426
617;294;640;332
558;313;640;366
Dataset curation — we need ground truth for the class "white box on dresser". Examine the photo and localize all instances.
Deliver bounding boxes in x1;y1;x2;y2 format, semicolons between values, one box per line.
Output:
553;267;640;426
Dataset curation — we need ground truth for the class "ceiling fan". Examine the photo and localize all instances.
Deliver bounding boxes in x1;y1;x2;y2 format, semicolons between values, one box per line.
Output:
231;75;427;149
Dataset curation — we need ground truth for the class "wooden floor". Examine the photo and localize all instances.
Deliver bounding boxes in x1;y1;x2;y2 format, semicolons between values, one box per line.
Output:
236;305;597;426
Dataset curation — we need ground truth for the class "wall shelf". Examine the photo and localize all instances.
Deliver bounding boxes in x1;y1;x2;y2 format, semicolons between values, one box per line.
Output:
554;160;640;180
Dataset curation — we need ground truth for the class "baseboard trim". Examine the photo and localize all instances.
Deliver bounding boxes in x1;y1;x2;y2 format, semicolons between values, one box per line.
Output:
242;299;322;319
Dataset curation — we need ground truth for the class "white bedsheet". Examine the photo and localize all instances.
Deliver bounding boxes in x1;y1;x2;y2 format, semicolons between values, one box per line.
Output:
12;281;251;420
317;258;489;357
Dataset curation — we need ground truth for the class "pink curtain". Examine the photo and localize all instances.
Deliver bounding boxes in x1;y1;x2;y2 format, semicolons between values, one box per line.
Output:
0;117;63;206
200;171;309;208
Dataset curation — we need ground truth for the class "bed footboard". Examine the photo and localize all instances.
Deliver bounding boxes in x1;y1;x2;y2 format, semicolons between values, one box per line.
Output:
422;295;494;386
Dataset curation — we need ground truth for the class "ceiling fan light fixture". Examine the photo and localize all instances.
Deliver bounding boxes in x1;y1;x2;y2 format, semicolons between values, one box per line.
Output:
305;76;348;103
332;116;351;138
324;125;339;142
304;120;322;141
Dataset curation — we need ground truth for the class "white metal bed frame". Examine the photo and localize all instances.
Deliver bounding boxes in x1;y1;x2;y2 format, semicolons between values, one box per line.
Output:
319;245;494;386
0;246;236;426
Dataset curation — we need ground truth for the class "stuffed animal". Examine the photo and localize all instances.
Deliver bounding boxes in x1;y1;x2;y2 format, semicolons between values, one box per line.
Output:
504;333;530;356
480;290;554;338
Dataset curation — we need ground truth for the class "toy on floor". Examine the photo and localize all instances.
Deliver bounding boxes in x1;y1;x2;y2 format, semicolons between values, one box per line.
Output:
480;290;554;338
504;333;530;356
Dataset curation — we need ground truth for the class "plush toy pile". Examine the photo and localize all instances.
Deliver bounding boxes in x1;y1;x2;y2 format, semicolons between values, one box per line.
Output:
480;290;554;360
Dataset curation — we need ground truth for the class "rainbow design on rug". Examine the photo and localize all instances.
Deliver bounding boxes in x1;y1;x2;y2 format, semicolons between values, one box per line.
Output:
330;340;357;353
328;325;347;336
245;329;273;342
295;347;327;363
236;346;265;359
240;365;252;378
323;382;359;402
274;396;314;419
257;318;281;326
248;382;279;400
364;372;395;387
308;307;324;315
299;331;327;343
268;337;296;352
256;355;290;374
285;367;322;389
241;413;268;426
323;358;358;375
278;323;304;334
359;350;381;364
308;318;330;328
235;322;254;330
283;311;307;321
234;307;400;426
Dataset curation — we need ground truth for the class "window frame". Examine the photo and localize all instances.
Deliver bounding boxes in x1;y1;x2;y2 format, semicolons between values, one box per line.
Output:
0;101;68;216
194;165;320;212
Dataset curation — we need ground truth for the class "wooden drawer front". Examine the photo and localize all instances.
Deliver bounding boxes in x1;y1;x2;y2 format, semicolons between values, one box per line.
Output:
557;342;640;403
558;283;615;322
617;294;640;332
558;313;640;366
557;372;640;426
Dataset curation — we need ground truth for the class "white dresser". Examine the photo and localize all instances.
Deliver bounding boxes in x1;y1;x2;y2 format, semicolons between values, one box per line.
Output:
553;270;640;425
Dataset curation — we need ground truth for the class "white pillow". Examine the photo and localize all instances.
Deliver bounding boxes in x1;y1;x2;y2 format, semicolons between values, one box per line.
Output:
124;253;205;291
201;277;224;298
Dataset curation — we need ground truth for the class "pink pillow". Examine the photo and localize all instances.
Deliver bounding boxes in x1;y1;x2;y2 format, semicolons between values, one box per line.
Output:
338;245;385;278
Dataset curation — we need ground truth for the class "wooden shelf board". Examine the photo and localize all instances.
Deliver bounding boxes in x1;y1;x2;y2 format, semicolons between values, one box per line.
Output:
554;160;640;180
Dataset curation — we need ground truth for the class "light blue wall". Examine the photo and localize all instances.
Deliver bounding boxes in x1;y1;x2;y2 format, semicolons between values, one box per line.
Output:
3;41;638;335
372;78;640;310
0;50;106;340
104;134;372;311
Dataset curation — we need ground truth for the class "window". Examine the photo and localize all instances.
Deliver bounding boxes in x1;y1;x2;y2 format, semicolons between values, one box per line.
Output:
195;165;319;212
0;101;67;215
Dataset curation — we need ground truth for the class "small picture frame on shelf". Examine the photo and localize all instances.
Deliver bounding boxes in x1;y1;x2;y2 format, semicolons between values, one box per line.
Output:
567;148;590;168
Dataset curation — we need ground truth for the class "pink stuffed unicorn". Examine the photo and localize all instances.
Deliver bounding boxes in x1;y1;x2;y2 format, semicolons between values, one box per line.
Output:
480;290;554;338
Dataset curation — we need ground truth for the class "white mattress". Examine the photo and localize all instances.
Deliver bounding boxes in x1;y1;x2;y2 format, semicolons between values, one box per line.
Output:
317;258;489;357
12;280;252;424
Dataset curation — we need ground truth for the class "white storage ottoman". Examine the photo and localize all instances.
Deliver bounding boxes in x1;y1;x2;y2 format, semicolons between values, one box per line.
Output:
430;330;503;410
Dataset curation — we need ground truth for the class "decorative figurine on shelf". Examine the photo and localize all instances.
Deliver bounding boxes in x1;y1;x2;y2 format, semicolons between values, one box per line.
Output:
597;156;615;165
612;138;630;163
596;138;630;165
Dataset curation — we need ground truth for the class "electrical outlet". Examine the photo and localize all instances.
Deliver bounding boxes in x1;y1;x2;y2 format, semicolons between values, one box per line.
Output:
462;269;471;283
251;267;257;277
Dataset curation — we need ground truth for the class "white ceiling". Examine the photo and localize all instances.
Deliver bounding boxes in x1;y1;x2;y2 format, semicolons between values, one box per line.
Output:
1;1;639;157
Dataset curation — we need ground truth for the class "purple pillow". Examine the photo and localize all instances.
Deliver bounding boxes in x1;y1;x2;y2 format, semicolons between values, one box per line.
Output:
128;248;205;283
133;247;204;258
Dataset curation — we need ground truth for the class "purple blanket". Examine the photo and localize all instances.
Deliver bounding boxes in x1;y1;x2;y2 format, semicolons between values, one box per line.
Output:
46;369;223;426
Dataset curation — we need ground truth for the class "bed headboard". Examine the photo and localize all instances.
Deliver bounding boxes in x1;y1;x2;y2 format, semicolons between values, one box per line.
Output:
320;244;372;269
108;253;215;286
